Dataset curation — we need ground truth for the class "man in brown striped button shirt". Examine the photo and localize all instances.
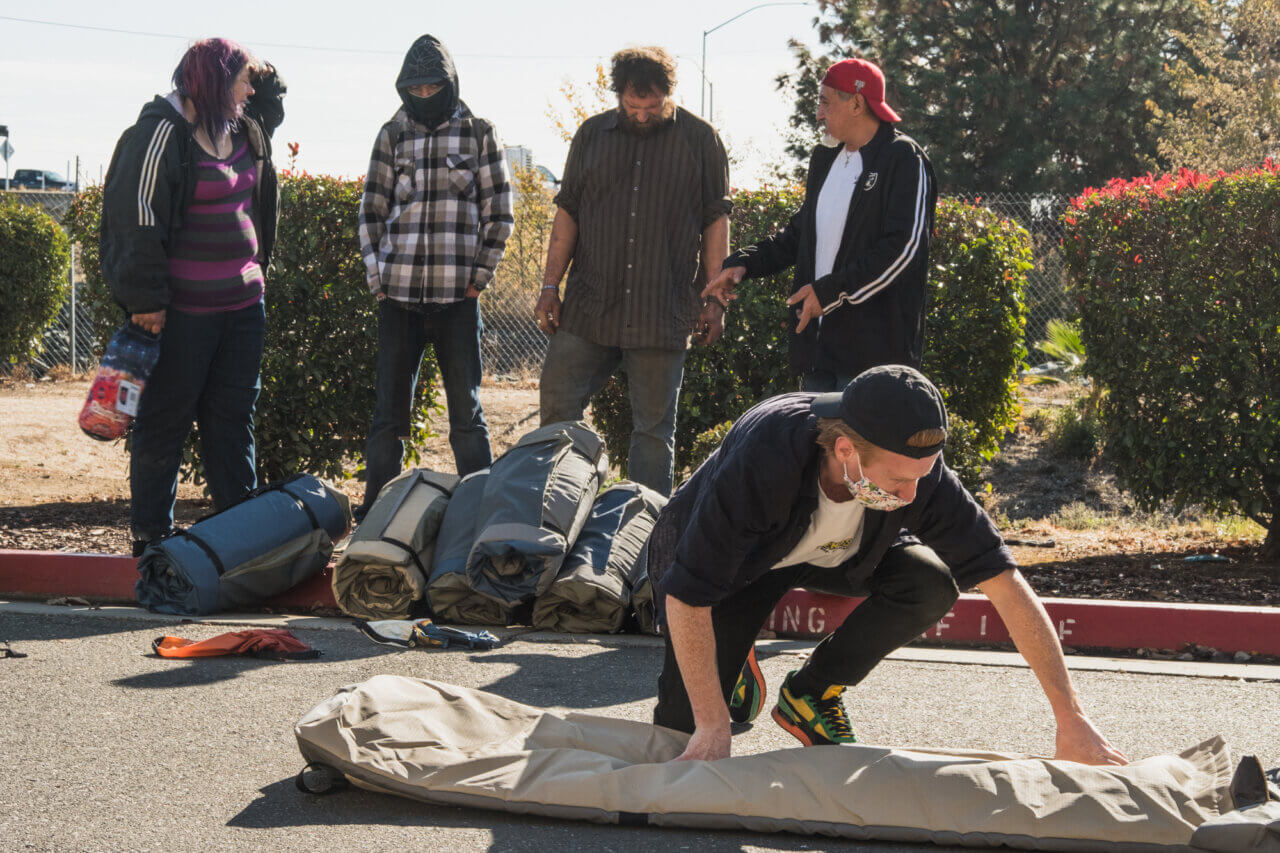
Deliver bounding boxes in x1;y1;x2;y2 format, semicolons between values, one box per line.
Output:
535;46;732;496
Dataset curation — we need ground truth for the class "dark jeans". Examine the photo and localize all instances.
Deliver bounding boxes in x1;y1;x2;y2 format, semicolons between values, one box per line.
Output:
539;330;686;496
361;298;491;512
801;369;855;393
653;544;959;733
130;302;265;542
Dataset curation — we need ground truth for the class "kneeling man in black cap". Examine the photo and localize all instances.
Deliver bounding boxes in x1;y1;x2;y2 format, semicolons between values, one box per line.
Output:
650;365;1127;765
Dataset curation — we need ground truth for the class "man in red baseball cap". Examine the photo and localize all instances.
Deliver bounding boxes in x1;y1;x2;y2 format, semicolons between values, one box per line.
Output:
704;57;937;393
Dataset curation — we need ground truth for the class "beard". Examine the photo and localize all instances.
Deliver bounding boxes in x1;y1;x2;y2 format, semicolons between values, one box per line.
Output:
618;99;677;137
819;127;841;148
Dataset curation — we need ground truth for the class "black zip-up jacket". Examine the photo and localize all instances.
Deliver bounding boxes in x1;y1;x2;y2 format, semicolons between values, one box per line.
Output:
653;393;1013;610
724;123;937;378
100;96;279;315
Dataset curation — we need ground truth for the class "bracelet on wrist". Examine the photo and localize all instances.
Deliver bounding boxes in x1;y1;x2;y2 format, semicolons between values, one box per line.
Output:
541;285;559;292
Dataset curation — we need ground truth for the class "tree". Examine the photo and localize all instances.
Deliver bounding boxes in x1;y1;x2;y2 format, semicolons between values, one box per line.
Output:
778;0;1202;194
1152;0;1280;172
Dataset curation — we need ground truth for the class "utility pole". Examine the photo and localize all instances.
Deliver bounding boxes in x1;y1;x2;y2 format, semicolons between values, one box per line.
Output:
700;2;807;117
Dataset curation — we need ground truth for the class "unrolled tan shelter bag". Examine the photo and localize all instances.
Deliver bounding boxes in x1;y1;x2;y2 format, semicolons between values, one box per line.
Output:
294;676;1275;851
332;469;459;619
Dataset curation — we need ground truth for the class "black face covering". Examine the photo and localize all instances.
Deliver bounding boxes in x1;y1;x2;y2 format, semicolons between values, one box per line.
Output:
405;85;454;128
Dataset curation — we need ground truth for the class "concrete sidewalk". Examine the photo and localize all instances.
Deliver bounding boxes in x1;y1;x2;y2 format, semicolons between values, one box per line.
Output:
1;603;1277;852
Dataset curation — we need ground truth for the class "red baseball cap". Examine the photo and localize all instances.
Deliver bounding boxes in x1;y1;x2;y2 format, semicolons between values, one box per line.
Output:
821;59;901;123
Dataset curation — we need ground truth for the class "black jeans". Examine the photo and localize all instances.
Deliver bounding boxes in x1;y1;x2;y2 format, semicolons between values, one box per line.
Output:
653;544;959;733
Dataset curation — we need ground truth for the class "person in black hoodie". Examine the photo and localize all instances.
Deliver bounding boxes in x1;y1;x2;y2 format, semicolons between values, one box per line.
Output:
355;35;513;520
99;38;283;556
703;59;937;392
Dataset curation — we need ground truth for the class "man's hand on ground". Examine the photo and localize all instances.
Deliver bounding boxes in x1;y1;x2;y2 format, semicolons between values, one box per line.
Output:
693;301;725;346
130;310;166;334
786;284;822;333
701;265;744;308
673;721;731;762
535;289;561;334
1054;713;1128;765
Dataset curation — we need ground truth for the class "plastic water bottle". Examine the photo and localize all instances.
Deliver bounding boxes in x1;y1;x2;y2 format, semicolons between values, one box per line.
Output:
78;323;162;441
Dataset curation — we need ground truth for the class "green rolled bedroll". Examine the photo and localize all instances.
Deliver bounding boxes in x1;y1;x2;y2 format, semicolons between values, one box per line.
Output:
425;470;511;626
332;468;459;620
531;481;666;633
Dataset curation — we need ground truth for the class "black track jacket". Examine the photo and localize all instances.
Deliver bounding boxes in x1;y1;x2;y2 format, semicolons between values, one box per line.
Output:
99;97;279;315
724;123;937;378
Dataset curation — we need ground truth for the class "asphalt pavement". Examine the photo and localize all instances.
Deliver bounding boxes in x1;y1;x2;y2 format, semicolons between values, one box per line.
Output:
1;602;1277;852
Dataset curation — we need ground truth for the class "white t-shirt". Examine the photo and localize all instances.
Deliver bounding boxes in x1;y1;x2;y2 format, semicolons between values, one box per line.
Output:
771;474;866;570
813;148;863;280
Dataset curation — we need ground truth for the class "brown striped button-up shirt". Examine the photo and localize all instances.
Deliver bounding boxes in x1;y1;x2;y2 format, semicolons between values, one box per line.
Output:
554;106;731;350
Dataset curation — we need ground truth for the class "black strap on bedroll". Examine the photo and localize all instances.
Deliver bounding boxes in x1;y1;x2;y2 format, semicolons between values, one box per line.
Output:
295;762;350;795
176;529;227;577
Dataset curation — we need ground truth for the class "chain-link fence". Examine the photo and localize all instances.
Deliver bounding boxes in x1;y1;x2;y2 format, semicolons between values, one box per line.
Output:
8;189;1072;377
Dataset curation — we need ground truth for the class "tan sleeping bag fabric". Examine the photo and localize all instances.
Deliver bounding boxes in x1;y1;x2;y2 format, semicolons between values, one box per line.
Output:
295;676;1245;850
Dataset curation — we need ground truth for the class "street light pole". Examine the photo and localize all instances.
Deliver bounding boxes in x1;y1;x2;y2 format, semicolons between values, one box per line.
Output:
700;1;808;117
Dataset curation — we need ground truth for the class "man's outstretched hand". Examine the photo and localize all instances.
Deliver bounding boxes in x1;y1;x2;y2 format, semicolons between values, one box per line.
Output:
786;284;823;333
1055;713;1128;765
673;721;731;762
701;265;745;308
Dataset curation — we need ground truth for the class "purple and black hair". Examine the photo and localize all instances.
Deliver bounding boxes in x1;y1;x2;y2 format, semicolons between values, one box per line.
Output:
172;38;259;141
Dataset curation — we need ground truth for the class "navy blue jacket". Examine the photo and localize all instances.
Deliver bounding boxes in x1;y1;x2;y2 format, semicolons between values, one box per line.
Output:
724;122;937;378
654;393;1013;609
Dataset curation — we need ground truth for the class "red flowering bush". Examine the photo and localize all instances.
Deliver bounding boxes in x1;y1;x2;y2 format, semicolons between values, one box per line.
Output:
1063;161;1280;557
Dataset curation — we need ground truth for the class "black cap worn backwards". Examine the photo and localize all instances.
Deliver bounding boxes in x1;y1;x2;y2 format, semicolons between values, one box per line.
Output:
810;365;948;459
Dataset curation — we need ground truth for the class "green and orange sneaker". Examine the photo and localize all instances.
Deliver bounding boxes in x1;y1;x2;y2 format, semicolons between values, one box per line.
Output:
728;645;766;724
771;670;858;746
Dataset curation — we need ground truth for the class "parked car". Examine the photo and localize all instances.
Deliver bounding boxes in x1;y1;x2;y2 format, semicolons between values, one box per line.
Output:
8;169;73;190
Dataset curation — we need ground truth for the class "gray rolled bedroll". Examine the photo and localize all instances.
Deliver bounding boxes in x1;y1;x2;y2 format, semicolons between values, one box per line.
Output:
293;676;1278;850
135;474;350;615
332;468;459;620
532;481;666;633
426;470;511;625
465;421;607;609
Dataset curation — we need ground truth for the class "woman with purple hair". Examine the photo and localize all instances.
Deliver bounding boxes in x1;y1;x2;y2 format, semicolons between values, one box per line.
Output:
99;38;285;556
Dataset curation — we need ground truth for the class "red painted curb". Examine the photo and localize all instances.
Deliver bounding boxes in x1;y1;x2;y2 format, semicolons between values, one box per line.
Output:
0;549;338;611
765;590;1280;656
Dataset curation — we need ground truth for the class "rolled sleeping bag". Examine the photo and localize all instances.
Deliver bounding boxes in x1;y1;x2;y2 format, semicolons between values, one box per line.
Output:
532;481;666;633
466;421;607;608
630;542;657;635
135;474;351;615
332;468;459;620
426;470;511;625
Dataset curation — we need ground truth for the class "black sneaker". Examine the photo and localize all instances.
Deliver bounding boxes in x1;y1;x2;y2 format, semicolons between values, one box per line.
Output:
728;645;766;723
771;670;857;746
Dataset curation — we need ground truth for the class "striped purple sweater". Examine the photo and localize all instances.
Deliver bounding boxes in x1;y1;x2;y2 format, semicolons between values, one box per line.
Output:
168;134;264;313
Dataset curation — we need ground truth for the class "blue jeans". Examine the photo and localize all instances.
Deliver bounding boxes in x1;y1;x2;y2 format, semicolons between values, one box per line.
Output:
539;330;686;496
130;302;265;541
801;369;856;393
361;298;491;511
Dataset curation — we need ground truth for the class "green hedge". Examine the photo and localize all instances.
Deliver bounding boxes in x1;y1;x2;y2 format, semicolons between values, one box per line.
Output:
0;196;70;366
591;189;1030;490
65;174;438;483
1062;164;1280;557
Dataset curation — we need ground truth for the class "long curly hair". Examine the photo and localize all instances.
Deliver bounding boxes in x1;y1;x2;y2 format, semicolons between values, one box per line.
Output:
610;46;678;96
172;38;260;141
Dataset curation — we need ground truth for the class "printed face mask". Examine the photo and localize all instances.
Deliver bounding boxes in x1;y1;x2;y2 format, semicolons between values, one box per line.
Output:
842;460;912;511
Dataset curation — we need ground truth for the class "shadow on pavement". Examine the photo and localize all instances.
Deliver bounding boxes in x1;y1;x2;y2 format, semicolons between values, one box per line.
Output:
471;645;662;709
229;777;829;852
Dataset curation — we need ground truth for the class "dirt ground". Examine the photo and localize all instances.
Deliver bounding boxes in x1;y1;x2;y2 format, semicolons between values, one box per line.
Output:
1;377;1277;608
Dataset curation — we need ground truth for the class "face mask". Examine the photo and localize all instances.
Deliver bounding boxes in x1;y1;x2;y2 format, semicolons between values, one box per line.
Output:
405;87;453;128
842;460;911;511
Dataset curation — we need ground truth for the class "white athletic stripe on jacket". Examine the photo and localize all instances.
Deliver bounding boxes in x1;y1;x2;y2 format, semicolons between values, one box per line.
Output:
136;120;174;227
821;155;927;315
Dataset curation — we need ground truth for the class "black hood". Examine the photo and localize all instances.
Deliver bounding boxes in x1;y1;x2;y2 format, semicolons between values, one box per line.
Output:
396;34;460;121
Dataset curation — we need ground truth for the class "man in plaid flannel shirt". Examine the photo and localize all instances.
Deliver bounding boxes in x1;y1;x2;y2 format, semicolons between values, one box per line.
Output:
356;34;513;519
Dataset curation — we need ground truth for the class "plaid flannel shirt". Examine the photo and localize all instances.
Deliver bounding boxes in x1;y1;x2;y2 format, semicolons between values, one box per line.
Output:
359;104;513;304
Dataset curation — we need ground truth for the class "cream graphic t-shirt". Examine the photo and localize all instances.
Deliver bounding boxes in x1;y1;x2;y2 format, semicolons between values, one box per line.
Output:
771;475;866;569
